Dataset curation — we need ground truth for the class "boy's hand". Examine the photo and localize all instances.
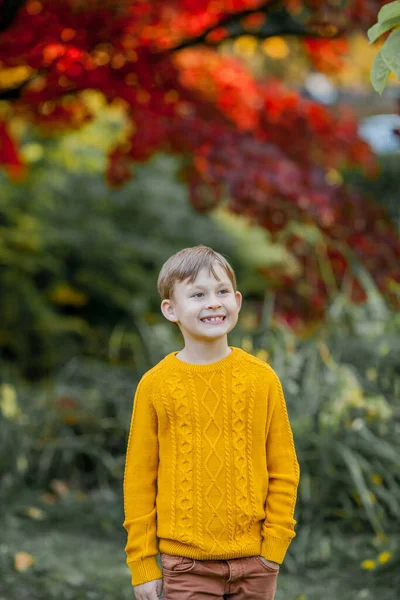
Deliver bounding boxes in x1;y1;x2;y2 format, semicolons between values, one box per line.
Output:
133;577;163;599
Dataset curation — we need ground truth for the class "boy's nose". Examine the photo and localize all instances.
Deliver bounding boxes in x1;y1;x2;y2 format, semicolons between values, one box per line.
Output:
207;300;222;309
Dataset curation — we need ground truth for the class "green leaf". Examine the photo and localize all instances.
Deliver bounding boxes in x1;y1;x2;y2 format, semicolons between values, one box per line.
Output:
377;0;400;24
337;445;384;535
359;428;400;466
370;49;391;94
381;27;400;79
368;18;400;43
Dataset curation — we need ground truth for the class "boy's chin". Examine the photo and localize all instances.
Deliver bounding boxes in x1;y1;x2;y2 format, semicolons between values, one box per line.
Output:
194;328;231;341
180;319;236;341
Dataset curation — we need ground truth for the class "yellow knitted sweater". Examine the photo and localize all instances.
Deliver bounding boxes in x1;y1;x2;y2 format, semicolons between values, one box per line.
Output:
123;346;300;586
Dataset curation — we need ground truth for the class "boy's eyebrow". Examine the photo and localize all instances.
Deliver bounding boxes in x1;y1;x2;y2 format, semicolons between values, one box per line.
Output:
187;281;232;290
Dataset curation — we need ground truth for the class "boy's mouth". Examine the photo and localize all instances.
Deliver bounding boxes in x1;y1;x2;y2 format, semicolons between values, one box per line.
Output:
200;316;226;324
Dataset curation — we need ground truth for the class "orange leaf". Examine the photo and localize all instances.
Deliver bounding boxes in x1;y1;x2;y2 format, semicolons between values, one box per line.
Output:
14;552;35;572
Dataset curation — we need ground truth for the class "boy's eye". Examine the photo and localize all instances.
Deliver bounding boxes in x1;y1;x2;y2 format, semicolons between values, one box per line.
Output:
192;289;229;298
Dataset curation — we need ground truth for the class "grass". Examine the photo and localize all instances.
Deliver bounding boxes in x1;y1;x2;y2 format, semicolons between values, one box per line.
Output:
0;487;398;600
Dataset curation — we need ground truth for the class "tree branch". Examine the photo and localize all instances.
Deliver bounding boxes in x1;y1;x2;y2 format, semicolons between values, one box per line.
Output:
164;2;339;54
0;0;26;34
163;0;284;54
0;76;36;101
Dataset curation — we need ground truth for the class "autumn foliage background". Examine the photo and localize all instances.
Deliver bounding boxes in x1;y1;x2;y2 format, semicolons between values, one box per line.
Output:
0;1;400;599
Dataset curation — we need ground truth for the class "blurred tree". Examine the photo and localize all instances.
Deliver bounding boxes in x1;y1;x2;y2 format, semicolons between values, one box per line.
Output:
0;139;245;378
0;0;398;332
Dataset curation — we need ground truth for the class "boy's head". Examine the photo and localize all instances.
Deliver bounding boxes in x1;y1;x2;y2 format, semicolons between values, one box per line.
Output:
158;245;242;344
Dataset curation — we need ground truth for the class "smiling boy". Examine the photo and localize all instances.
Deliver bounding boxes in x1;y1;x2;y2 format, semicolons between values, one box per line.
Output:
123;245;300;600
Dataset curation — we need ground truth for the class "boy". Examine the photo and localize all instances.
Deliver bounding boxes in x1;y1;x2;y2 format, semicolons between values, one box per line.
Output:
123;245;300;600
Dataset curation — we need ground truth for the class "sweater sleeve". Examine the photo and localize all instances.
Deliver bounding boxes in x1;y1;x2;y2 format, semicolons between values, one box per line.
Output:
123;374;162;586
260;370;300;564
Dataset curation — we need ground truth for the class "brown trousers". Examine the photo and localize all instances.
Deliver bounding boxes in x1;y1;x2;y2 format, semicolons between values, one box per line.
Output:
160;553;279;599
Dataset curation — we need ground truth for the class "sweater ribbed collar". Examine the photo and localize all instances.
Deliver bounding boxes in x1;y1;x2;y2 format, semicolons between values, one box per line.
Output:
165;346;243;373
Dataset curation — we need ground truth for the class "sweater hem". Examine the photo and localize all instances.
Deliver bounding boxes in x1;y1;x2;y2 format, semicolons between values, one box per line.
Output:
158;539;262;561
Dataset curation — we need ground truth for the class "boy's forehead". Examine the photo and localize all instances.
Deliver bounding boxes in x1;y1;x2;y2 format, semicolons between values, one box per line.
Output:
184;265;229;287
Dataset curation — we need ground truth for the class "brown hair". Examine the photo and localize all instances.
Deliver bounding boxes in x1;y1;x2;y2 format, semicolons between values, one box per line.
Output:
157;245;237;300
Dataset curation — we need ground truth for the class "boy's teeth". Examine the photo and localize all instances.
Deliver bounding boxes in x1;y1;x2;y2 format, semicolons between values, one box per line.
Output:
202;317;224;322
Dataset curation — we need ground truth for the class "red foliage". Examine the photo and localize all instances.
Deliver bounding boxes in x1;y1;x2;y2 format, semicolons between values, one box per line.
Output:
0;0;397;330
106;148;134;187
0;121;25;179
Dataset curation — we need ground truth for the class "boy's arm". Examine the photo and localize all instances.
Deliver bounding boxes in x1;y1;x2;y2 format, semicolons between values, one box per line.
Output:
260;370;300;564
123;374;162;587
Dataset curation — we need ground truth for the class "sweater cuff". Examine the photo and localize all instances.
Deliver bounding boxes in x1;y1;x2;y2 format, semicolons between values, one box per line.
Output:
261;535;292;564
128;556;163;586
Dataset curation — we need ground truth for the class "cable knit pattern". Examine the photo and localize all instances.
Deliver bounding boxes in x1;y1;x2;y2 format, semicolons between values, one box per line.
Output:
123;347;300;587
231;362;251;543
220;368;236;553
188;373;206;552
197;371;226;552
244;374;259;539
159;383;177;539
165;372;194;545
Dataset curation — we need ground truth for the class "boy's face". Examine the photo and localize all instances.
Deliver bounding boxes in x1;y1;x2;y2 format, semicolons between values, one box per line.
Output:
161;263;242;344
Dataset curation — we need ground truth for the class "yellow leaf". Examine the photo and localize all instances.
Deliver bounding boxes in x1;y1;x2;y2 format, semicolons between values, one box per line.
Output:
0;384;20;420
378;551;392;564
234;35;258;57
325;168;343;186
21;143;44;163
261;37;289;59
0;66;33;89
361;559;376;570
14;552;35;572
48;283;88;306
24;507;45;520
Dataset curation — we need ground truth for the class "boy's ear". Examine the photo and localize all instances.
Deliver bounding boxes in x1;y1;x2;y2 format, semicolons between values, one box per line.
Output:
235;290;242;311
161;299;178;323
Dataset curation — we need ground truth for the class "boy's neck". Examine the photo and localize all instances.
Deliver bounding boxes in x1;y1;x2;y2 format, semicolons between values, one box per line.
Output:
176;340;232;365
